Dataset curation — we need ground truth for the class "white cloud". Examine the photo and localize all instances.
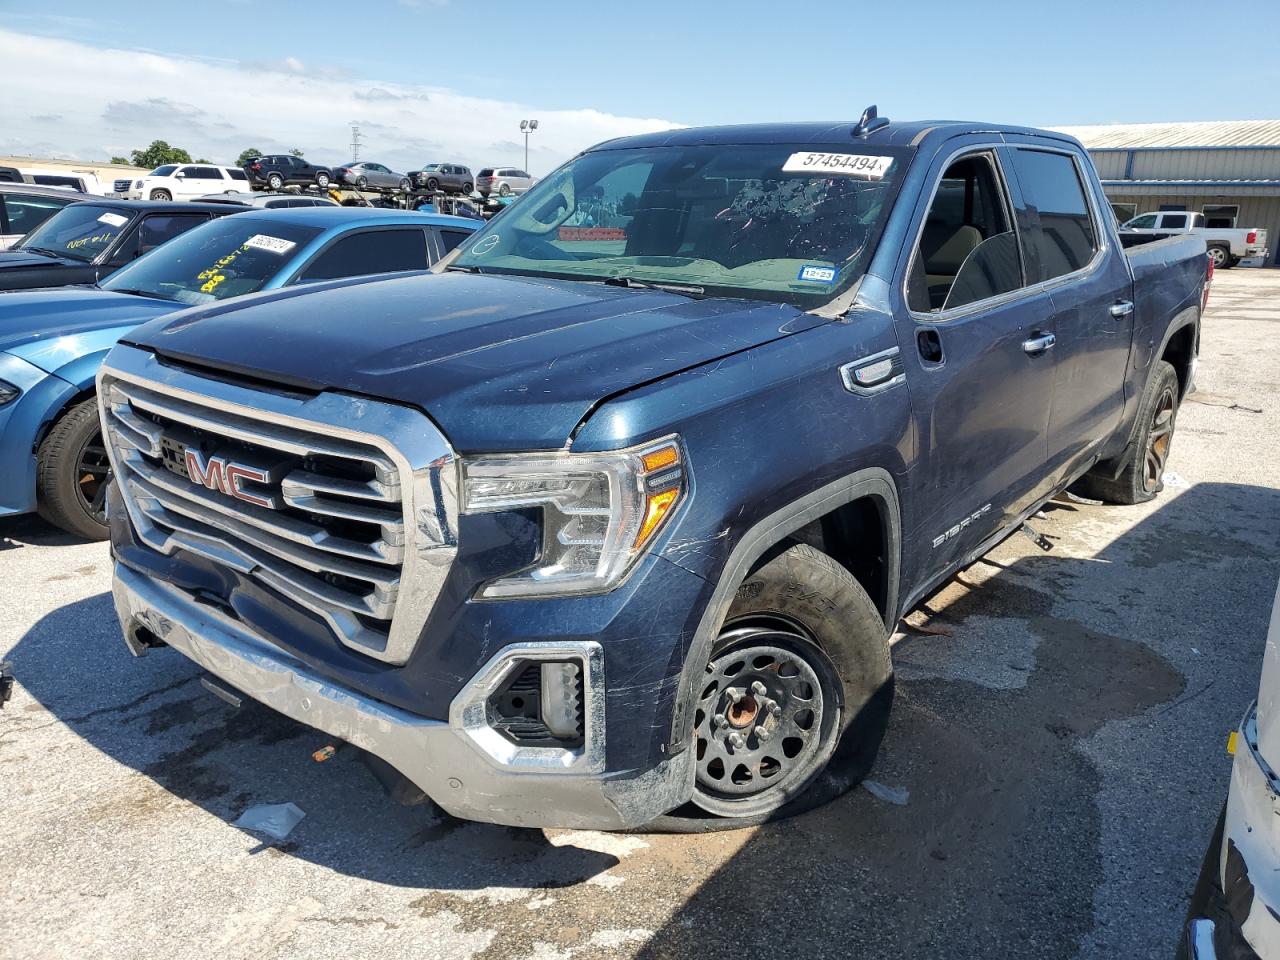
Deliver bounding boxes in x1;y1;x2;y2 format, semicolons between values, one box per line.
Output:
0;29;681;174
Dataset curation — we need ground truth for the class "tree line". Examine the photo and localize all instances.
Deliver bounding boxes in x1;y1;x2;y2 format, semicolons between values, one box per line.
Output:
113;140;306;169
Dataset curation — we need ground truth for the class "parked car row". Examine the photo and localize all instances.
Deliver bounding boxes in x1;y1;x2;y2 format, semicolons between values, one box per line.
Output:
0;198;480;538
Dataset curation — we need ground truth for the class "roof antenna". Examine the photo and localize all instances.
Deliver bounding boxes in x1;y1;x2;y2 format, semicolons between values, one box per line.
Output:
853;105;890;137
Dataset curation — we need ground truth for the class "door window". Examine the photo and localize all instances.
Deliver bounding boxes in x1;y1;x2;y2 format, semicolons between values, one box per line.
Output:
1;194;74;235
1127;214;1158;229
297;229;428;281
132;214;207;256
1007;149;1097;283
907;152;1024;313
195;167;223;180
438;228;472;254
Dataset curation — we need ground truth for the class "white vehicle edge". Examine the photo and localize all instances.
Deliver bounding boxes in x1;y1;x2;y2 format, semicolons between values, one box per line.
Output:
111;164;249;202
1121;211;1269;269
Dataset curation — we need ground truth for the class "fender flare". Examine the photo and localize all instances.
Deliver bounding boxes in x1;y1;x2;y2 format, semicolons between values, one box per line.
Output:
667;466;902;754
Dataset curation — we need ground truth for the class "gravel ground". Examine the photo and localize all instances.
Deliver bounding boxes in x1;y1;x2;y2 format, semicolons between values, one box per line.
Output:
2;269;1277;959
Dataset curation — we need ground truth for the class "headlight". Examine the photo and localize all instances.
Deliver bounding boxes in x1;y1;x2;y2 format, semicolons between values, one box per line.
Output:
0;379;20;406
133;180;142;189
462;436;684;598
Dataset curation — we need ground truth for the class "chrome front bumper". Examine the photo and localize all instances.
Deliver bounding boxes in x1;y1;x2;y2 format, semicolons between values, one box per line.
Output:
111;563;694;829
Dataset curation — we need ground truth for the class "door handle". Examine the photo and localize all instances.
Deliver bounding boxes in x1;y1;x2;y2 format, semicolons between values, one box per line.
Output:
1110;300;1135;318
1022;332;1056;355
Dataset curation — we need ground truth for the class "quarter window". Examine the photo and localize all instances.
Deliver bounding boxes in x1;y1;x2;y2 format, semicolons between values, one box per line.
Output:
1008;149;1097;282
298;228;428;281
907;152;1023;313
1160;213;1188;229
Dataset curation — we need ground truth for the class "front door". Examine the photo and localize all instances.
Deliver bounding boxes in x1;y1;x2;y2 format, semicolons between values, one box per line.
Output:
895;144;1059;592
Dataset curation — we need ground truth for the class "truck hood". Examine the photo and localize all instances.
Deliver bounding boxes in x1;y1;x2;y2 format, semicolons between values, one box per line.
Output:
1253;579;1280;767
0;249;78;271
124;271;823;451
0;287;178;357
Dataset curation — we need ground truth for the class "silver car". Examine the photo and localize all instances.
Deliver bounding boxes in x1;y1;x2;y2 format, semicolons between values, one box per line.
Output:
196;193;339;208
476;167;535;197
336;162;412;192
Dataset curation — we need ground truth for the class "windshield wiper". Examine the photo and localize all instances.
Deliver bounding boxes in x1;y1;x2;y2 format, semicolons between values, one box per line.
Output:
107;287;176;302
18;246;62;259
602;276;705;297
446;264;483;274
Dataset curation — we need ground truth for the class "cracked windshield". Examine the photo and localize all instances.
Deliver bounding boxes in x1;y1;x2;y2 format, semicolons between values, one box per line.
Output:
454;143;911;307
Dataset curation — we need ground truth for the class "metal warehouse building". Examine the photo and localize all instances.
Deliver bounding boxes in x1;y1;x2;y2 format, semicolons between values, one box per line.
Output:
1053;120;1280;267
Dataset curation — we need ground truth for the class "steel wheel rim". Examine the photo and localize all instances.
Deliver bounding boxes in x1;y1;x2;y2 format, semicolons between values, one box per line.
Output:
1143;385;1177;492
75;428;111;524
692;628;841;814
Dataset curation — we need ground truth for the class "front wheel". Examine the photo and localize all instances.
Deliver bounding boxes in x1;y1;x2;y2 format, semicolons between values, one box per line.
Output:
36;397;112;540
1077;360;1180;505
148;189;171;201
424;178;439;192
315;172;331;189
689;543;893;822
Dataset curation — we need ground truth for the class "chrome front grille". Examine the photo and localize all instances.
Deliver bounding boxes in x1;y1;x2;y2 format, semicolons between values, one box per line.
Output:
113;179;132;193
98;344;458;665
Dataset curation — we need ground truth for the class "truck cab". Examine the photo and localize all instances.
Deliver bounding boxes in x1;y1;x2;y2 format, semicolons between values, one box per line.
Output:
99;114;1210;831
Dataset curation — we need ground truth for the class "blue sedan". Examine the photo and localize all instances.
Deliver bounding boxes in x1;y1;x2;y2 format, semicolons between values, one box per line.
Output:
0;206;478;538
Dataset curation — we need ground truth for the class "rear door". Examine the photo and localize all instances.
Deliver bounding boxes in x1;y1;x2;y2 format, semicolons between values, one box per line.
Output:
1002;144;1133;479
291;227;431;282
896;143;1058;586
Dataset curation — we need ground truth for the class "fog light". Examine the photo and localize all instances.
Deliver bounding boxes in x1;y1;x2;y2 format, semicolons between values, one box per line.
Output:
540;661;582;739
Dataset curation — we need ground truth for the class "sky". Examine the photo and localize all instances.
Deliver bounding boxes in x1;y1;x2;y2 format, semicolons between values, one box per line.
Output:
3;0;1279;174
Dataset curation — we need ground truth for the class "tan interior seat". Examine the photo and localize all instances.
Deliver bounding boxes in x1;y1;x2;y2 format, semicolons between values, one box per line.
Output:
921;223;983;303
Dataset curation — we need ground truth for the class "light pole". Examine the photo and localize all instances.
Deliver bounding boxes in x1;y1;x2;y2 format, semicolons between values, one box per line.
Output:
520;119;538;172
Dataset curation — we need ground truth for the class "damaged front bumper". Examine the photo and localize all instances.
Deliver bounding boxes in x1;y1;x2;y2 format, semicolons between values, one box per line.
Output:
111;563;695;830
1184;704;1280;960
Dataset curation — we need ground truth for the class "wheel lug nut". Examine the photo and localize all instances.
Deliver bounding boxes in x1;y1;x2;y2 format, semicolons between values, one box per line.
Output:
713;713;727;728
755;725;770;742
768;702;781;715
751;681;767;696
728;732;745;749
726;688;744;704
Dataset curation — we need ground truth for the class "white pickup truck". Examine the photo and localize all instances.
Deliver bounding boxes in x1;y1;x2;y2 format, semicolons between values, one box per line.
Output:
1119;211;1268;269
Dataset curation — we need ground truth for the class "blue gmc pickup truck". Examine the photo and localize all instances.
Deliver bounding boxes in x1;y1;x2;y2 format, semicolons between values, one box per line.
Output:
98;112;1210;830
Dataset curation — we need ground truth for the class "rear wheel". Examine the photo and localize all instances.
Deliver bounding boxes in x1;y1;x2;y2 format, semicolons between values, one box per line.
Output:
499;183;512;197
356;175;368;190
1208;244;1231;269
148;189;171;201
266;173;284;190
689;543;893;822
1076;360;1179;505
398;177;411;192
315;172;331;189
36;397;111;540
461;181;473;194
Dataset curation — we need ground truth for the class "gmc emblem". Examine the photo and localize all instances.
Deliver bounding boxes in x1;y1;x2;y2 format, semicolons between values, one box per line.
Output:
185;449;273;508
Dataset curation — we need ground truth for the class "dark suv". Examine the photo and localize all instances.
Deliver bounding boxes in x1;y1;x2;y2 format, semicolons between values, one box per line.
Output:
243;155;334;191
408;162;473;194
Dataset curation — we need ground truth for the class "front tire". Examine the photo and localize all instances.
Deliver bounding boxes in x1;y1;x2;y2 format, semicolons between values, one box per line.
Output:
36;398;111;540
1077;360;1180;505
689;543;893;821
148;189;171;201
425;178;439;192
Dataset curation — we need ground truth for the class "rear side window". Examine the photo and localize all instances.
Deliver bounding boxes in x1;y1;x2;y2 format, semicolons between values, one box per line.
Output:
135;214;207;255
479;168;494;177
1008;149;1097;282
1161;213;1188;229
227;169;247;181
907;152;1023;313
298;228;428;282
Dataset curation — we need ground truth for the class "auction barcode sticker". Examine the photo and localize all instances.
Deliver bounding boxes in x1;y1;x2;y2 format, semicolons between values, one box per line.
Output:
782;153;894;179
97;212;128;227
245;234;296;255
